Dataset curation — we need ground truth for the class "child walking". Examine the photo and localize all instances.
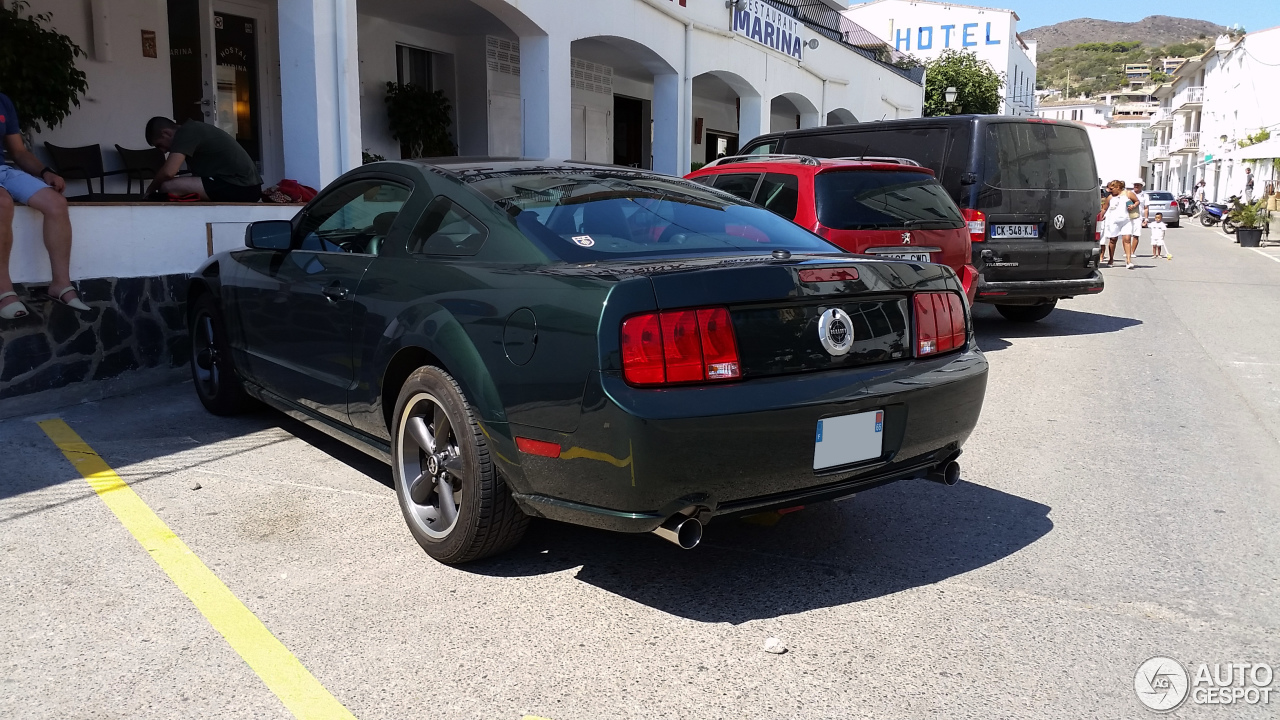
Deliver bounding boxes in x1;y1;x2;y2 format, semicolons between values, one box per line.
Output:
1149;213;1171;260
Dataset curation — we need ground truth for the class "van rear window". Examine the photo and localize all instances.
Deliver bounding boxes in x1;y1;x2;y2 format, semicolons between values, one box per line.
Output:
982;123;1095;191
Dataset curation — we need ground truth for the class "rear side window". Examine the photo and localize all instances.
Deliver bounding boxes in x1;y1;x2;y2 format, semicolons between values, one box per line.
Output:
409;196;488;256
814;170;964;231
710;173;761;201
982;123;1095;191
783;128;949;176
755;173;800;220
1145;191;1174;201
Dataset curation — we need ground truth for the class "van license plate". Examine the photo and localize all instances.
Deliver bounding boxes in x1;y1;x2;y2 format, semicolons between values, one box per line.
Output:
881;252;932;262
991;224;1039;238
814;411;884;470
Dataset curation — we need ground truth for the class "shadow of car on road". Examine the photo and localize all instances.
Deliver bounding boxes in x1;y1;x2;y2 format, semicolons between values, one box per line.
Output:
461;477;1052;624
973;306;1142;353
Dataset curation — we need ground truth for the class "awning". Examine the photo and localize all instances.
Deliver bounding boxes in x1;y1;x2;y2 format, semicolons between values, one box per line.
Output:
1221;136;1280;160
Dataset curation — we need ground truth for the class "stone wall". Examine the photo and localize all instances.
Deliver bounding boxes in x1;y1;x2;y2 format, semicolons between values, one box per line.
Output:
0;275;190;400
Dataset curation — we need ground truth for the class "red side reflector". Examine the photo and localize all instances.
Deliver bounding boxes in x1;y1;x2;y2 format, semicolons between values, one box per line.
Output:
696;307;741;380
660;310;703;383
516;437;561;458
798;267;859;283
620;313;665;385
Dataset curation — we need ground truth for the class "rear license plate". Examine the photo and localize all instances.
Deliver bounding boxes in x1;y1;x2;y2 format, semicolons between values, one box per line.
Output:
991;224;1039;239
814;410;884;470
880;252;932;262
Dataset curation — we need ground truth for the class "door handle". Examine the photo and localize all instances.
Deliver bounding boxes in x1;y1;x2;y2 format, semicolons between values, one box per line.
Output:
322;283;349;302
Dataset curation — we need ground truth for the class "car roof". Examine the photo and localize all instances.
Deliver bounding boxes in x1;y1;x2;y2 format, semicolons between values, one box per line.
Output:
397;157;653;179
749;114;1086;144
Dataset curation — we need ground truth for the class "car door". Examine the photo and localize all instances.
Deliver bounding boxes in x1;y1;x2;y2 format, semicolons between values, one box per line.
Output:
234;176;412;421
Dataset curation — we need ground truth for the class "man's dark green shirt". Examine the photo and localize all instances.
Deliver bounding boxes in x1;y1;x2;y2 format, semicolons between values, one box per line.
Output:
171;121;262;187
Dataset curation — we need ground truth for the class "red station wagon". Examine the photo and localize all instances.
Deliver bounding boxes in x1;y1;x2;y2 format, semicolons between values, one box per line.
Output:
687;156;978;303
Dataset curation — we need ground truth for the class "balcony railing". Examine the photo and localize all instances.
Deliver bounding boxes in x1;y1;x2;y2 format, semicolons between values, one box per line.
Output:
1172;132;1201;152
1176;86;1205;109
1150;144;1170;159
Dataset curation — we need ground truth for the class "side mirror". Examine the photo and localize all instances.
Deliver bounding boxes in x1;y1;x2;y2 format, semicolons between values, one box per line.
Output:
245;220;292;250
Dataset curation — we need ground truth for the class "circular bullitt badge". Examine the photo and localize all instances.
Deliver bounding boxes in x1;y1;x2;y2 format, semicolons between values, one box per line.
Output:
1134;656;1189;712
818;308;854;356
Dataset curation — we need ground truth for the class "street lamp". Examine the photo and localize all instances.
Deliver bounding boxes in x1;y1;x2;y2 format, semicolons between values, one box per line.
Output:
944;86;958;104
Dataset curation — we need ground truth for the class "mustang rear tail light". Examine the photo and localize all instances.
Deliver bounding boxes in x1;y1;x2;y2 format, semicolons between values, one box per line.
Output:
621;307;741;386
961;208;986;243
913;292;967;357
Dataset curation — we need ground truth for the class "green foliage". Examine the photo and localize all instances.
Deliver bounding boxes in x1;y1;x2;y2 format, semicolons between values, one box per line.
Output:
0;1;88;134
1228;199;1269;230
690;161;707;172
1036;39;1207;95
923;50;1003;116
362;149;386;164
384;82;456;159
1238;128;1271;148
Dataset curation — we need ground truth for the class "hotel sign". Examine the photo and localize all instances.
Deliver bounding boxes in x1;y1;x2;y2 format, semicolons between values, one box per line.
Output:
732;0;803;61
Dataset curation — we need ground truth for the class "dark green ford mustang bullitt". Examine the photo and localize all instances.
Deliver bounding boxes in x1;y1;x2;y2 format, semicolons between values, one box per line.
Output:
187;159;988;563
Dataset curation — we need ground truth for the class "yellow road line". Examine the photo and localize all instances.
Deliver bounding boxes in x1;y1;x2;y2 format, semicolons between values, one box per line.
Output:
37;419;357;720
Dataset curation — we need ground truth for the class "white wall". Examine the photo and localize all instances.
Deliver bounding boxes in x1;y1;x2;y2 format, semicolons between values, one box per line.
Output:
25;0;175;190
1087;126;1147;187
10;204;299;284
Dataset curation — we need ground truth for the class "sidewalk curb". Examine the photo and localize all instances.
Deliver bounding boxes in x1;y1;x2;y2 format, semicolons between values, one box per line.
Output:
0;366;189;421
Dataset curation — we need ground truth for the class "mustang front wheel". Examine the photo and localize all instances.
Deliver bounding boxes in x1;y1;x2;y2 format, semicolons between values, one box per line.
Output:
189;294;253;415
392;366;529;563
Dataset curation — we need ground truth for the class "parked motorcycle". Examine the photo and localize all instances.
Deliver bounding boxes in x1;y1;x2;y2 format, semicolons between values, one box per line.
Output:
1201;195;1241;233
1178;195;1200;216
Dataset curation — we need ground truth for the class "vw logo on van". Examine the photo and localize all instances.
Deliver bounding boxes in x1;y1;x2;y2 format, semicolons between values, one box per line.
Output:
1053;214;1065;230
818;308;854;356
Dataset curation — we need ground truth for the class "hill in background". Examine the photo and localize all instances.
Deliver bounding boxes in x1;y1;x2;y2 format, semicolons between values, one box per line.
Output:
1024;15;1225;54
1035;40;1209;96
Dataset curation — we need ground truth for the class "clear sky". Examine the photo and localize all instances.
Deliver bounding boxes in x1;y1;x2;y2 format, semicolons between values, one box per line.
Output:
998;1;1278;32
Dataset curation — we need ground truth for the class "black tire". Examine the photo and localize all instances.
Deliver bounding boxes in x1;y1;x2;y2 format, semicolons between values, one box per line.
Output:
995;301;1056;323
1223;219;1237;235
1200;214;1216;227
391;366;529;564
189;294;254;415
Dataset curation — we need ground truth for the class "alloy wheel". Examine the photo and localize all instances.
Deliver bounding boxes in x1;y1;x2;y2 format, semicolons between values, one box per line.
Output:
192;313;220;399
397;393;466;538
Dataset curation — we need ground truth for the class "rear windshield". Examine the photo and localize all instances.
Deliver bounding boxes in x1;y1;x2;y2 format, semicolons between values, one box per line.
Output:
982;123;1096;191
814;170;964;231
463;170;839;261
1145;191;1175;201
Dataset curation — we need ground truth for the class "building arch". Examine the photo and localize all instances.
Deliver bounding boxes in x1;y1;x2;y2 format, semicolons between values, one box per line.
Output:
826;108;859;125
771;92;821;132
691;70;764;167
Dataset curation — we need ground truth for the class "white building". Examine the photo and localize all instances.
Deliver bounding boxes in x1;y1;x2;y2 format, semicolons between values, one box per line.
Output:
842;0;1037;116
22;0;924;196
1035;101;1112;125
1148;28;1280;200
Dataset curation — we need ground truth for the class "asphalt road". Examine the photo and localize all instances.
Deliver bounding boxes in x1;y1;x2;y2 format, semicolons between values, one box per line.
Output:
3;221;1278;719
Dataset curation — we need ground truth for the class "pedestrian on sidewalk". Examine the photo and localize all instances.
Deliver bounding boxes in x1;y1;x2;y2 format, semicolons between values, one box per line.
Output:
0;93;90;321
144;117;262;202
1149;213;1171;260
1244;167;1255;204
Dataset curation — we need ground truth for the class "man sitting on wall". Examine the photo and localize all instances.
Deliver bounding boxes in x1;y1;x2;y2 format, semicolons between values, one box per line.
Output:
0;92;91;321
143;117;262;202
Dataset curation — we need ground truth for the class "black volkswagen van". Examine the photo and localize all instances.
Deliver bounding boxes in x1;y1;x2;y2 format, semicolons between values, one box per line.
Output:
740;116;1103;322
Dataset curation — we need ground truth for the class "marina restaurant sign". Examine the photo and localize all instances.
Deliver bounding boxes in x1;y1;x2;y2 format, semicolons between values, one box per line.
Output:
732;0;803;60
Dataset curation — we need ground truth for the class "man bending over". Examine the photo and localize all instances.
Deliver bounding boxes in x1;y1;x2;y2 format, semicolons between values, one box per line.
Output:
144;117;262;202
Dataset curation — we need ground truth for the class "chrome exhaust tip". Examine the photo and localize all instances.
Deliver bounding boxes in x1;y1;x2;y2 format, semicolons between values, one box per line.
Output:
927;460;961;486
652;514;703;549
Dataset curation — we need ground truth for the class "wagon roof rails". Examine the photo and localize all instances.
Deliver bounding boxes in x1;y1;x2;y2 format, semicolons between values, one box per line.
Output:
831;156;923;167
703;153;822;167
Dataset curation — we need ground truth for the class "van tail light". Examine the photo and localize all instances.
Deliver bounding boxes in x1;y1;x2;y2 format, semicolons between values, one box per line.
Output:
961;208;986;243
621;307;741;386
914;292;967;357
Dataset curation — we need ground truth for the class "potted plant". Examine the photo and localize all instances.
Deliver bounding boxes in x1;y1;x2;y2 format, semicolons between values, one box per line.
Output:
0;1;88;134
384;82;455;159
1229;200;1270;247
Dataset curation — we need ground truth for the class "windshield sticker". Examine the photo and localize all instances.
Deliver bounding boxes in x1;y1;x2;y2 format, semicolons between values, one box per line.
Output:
571;235;596;247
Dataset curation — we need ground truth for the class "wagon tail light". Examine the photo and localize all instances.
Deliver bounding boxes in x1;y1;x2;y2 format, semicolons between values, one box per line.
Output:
621;307;741;386
961;208;986;243
913;292;967;357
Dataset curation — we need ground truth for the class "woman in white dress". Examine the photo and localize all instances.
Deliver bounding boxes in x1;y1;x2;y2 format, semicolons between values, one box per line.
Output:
1100;180;1141;268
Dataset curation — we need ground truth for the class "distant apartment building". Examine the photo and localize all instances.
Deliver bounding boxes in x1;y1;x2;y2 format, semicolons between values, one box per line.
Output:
1160;57;1188;74
1124;63;1151;86
1035;101;1111;124
843;0;1037;116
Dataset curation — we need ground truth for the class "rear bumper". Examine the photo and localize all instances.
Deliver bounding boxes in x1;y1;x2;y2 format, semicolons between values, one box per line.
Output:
975;270;1104;303
508;347;989;533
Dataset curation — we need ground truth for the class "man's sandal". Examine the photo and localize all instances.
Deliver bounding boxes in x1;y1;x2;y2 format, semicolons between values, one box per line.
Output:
47;286;91;312
0;291;30;320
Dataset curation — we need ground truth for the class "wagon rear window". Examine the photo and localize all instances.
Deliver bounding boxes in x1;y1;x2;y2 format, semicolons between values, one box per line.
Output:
464;171;838;261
